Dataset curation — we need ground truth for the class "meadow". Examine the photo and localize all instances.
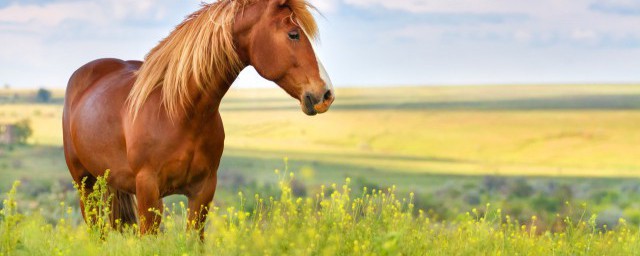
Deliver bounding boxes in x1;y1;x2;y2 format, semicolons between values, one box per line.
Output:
1;85;640;254
3;174;640;255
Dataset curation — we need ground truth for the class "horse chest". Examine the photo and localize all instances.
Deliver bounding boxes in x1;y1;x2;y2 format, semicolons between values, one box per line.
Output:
156;135;224;195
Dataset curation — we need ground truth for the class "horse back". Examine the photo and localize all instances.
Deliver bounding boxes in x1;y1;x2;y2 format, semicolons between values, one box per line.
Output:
65;58;141;109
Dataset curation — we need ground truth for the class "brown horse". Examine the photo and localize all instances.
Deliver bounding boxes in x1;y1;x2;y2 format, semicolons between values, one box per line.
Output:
62;0;334;236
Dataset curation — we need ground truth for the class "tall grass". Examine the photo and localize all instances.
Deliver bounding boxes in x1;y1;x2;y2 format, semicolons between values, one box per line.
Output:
1;170;640;255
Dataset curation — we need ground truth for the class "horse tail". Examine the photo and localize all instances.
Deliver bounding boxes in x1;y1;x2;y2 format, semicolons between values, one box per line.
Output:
109;187;138;229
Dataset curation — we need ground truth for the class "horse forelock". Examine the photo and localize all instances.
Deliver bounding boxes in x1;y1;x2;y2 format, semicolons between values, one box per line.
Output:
127;0;319;122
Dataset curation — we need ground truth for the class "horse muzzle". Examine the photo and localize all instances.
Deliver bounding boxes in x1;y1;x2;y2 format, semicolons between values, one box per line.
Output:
302;89;334;116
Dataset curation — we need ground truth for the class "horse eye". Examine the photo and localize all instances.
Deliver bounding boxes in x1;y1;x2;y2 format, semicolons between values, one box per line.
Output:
288;30;300;41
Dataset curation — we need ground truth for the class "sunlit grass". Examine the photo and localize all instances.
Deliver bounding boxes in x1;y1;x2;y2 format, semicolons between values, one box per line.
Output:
2;170;640;255
0;104;62;146
3;86;640;177
2;86;640;254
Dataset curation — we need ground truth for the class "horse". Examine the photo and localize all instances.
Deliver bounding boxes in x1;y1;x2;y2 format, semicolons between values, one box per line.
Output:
62;0;334;237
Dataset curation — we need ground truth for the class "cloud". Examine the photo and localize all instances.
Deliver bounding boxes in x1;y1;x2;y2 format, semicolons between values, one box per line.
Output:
341;0;558;14
571;29;599;41
1;0;639;87
590;0;640;16
106;0;157;19
0;0;169;27
0;0;192;87
309;0;340;13
0;2;99;26
341;0;640;48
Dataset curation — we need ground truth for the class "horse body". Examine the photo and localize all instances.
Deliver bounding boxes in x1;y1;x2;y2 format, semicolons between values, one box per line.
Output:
64;57;227;231
63;0;334;236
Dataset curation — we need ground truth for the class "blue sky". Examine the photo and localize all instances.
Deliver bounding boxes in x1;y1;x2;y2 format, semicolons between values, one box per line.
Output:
0;0;639;88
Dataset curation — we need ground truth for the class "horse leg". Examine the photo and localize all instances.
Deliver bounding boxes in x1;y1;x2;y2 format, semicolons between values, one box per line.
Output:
135;171;162;234
187;175;218;240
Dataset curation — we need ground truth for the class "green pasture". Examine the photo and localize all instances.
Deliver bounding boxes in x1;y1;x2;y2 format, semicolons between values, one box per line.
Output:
1;85;640;191
3;177;640;256
2;85;640;255
221;85;640;179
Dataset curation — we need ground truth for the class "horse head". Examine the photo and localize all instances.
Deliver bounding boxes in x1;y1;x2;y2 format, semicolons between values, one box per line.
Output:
234;0;335;115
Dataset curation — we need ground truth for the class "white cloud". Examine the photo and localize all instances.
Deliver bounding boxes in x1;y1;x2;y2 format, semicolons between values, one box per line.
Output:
591;0;640;15
0;0;168;27
107;0;172;20
571;29;598;41
1;0;639;87
309;0;340;13
342;0;553;14
345;0;640;48
514;30;533;43
0;2;101;26
0;0;190;87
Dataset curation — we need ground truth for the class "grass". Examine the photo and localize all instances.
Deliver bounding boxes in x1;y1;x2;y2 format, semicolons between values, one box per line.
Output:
2;85;640;254
2;173;640;255
0;104;62;146
4;85;640;178
0;145;66;190
2;85;640;190
219;85;640;178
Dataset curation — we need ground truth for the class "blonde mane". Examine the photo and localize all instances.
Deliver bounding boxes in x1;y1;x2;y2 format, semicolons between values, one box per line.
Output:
127;0;319;122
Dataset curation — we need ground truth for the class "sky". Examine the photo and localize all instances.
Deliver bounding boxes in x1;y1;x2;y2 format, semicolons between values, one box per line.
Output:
0;0;639;89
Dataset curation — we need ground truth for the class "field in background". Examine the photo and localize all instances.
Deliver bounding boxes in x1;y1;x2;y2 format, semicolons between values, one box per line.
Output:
221;85;640;179
2;85;640;251
3;85;640;189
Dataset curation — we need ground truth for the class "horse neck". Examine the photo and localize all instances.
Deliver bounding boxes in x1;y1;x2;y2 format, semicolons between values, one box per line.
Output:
185;4;258;120
187;70;241;119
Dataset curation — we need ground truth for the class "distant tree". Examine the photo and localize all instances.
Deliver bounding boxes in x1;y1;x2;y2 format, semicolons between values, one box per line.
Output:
13;119;33;145
3;83;9;90
36;88;52;102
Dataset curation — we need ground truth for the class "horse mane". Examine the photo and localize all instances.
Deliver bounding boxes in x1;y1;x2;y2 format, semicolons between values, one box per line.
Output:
127;0;319;122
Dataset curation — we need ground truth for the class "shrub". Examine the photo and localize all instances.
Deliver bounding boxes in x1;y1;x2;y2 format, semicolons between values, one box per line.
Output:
13;119;33;145
36;88;52;103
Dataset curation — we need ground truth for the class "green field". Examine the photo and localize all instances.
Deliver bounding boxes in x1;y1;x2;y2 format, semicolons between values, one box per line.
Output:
3;85;640;186
2;85;640;254
2;85;640;202
3;175;640;255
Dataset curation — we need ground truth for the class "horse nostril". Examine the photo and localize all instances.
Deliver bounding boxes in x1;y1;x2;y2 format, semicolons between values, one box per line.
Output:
304;93;315;107
323;90;333;101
